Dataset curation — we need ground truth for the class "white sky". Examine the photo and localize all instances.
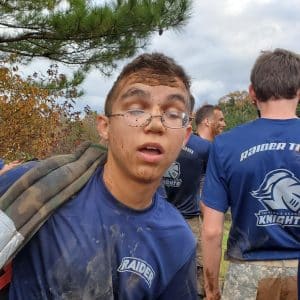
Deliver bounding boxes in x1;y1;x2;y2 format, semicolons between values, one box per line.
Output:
23;0;300;113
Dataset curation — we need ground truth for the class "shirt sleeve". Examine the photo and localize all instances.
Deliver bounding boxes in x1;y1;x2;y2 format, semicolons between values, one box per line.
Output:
201;139;229;213
157;252;197;300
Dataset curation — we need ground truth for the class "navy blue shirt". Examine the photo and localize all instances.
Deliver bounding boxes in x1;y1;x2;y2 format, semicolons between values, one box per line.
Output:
203;118;300;261
163;134;211;218
1;164;197;299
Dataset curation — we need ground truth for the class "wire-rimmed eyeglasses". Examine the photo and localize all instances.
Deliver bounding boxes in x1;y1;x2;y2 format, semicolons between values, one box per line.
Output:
107;109;190;129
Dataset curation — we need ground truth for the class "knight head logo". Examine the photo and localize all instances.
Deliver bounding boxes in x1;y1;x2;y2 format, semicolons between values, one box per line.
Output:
164;162;180;179
251;169;300;212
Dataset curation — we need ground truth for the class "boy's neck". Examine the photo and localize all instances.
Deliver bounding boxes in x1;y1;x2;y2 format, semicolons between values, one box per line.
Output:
102;162;160;210
197;126;213;141
258;97;299;119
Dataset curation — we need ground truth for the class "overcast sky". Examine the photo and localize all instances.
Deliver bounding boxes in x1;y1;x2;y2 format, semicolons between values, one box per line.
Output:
25;0;300;113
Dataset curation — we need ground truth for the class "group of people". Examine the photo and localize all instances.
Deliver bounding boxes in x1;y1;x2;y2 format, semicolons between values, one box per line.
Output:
0;48;299;300
202;49;300;299
162;102;226;298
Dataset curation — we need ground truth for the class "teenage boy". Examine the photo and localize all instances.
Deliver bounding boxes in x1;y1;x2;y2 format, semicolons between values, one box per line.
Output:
202;48;300;300
1;53;198;299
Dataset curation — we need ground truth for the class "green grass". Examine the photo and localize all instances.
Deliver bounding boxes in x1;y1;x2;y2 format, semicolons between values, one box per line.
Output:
220;218;231;287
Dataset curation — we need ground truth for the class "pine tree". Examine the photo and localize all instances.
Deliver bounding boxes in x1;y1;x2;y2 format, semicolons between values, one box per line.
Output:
0;0;191;75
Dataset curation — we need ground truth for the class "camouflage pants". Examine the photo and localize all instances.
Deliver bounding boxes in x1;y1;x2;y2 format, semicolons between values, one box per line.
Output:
222;260;298;300
186;216;204;298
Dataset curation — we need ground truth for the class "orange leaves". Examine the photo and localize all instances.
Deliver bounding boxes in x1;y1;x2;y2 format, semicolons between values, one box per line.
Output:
0;64;80;161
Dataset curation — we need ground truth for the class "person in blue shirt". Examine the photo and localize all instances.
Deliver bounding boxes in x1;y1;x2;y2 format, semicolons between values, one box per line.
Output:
201;48;300;300
1;53;198;299
162;96;211;299
194;103;226;192
195;104;226;142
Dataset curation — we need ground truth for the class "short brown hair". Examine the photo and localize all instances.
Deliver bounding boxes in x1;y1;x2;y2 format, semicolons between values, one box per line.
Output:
250;48;300;102
104;53;191;115
194;104;221;126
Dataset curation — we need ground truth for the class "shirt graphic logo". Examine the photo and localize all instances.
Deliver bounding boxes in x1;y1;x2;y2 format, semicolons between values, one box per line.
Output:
251;169;300;227
117;257;155;287
165;162;180;179
163;162;182;187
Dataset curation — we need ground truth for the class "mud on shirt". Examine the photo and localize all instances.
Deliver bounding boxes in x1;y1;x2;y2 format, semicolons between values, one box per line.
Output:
1;166;197;299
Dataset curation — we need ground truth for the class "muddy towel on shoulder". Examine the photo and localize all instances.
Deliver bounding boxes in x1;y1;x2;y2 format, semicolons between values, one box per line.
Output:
0;142;107;269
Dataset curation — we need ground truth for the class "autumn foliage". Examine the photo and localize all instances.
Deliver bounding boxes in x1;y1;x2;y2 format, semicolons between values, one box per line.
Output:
218;91;258;130
0;64;82;161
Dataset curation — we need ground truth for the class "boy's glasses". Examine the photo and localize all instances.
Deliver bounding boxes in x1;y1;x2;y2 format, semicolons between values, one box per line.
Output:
108;109;189;129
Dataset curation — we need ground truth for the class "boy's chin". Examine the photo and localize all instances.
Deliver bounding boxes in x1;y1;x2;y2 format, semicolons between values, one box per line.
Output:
134;168;164;184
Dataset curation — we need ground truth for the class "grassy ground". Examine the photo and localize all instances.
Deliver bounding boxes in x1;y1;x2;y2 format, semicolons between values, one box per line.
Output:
219;217;231;288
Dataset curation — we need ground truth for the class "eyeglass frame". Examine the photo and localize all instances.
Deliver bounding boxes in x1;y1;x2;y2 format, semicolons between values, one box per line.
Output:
107;109;191;129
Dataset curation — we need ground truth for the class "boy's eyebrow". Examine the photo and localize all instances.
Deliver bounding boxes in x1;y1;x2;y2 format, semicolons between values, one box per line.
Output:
120;88;150;100
166;94;187;105
120;87;188;106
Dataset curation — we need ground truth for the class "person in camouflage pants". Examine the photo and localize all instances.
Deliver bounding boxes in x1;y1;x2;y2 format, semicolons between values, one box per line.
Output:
222;261;297;300
201;48;300;300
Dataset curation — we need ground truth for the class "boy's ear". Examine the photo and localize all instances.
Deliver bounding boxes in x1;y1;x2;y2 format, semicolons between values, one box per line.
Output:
97;115;109;141
182;125;192;147
249;84;258;106
204;117;209;127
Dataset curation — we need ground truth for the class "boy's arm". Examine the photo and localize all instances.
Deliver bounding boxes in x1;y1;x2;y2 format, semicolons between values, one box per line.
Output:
201;202;224;300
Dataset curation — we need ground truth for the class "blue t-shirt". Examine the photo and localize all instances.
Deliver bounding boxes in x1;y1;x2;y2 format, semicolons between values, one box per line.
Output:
1;164;197;299
163;134;211;218
202;118;300;261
